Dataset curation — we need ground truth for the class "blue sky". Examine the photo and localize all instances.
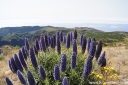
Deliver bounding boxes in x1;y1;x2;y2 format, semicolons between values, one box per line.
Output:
0;0;128;31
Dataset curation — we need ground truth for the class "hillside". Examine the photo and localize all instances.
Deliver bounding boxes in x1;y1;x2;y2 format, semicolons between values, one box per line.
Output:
0;26;128;47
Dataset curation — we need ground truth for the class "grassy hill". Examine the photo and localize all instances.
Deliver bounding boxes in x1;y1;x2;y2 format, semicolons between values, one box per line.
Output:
0;26;128;47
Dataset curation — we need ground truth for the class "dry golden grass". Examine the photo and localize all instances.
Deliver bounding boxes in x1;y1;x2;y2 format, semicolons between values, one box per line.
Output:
0;46;128;85
103;46;128;80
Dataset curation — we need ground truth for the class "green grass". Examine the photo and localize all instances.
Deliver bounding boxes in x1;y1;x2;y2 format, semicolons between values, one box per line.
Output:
0;54;4;61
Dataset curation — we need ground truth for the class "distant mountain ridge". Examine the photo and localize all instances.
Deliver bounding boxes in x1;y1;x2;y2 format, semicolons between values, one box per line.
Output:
0;26;103;36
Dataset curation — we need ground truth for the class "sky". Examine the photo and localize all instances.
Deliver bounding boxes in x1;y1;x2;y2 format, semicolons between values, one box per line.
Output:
0;0;128;31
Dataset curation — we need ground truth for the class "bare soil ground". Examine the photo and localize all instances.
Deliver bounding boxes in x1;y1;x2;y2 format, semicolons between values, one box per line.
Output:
0;46;128;85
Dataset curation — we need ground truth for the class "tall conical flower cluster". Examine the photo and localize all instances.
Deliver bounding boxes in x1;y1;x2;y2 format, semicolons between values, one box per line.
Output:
17;70;27;85
73;29;77;39
95;40;102;60
89;40;96;59
39;66;46;80
29;48;38;70
40;34;46;52
60;31;63;42
56;36;61;54
27;70;36;85
53;64;60;80
62;77;69;85
45;34;49;47
5;77;13;85
50;36;55;48
87;37;91;52
71;52;77;69
81;36;87;54
34;38;40;51
21;46;27;60
9;58;18;73
66;33;70;49
70;32;72;42
98;51;106;67
14;54;23;72
60;54;67;72
25;38;30;52
18;50;27;70
72;39;77;55
82;55;92;81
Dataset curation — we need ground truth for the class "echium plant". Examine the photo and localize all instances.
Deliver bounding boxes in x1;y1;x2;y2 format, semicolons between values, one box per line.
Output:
24;38;30;52
34;38;40;51
71;52;77;69
72;39;77;55
18;50;28;70
89;40;96;59
81;36;87;54
87;37;91;52
17;70;27;85
82;55;93;81
29;47;38;70
53;64;60;81
66;33;70;49
95;40;102;60
14;54;23;72
60;54;67;72
56;36;61;54
98;51;106;67
40;34;46;52
9;58;18;73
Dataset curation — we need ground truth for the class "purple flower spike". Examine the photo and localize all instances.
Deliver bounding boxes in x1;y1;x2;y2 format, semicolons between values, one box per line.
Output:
70;32;72;42
25;38;30;52
98;51;106;67
50;36;55;48
89;40;96;59
66;33;70;49
21;46;27;60
81;36;87;54
56;36;61;54
29;48;38;70
87;37;91;52
40;34;46;52
17;70;27;85
18;50;27;70
82;55;92;81
53;35;56;46
5;77;13;85
72;39;77;55
27;70;36;85
35;38;40;51
34;45;38;55
48;36;51;45
39;66;46;80
62;77;69;85
71;52;77;69
14;54;23;72
60;31;63;42
45;35;49;47
95;40;102;60
9;58;18;73
60;54;67;72
53;64;60;80
73;29;77;39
